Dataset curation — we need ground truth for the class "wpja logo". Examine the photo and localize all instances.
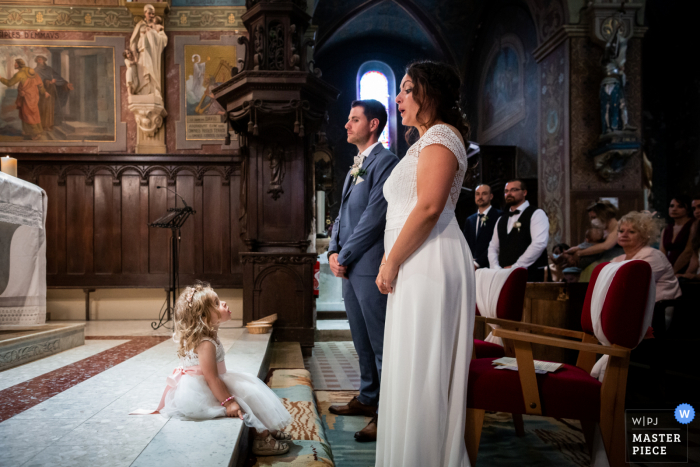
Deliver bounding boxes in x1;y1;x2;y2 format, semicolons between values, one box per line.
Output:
626;405;693;463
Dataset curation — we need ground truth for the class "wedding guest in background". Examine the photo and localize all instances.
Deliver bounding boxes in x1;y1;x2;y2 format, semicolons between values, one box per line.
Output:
547;243;570;282
677;218;700;281
567;200;624;282
612;211;681;338
566;200;622;263
327;99;399;442
660;195;694;273
462;184;502;269
692;194;700;220
488;179;549;281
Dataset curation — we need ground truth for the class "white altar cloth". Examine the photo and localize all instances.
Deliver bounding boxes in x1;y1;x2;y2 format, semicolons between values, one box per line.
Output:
0;173;47;325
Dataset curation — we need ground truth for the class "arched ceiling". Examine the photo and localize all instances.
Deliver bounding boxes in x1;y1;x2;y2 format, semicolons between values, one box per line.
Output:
313;0;483;67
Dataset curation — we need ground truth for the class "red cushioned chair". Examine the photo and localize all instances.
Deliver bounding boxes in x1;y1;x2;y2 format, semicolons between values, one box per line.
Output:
473;267;528;359
465;261;653;467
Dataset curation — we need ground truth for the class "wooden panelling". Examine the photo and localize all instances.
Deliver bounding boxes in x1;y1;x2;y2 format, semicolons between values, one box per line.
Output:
17;156;244;288
40;174;59;276
121;175;141;274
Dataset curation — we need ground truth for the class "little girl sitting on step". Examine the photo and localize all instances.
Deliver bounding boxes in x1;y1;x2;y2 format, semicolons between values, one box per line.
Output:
158;281;292;456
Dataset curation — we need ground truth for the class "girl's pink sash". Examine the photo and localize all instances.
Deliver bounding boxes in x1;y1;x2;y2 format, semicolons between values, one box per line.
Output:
130;361;227;415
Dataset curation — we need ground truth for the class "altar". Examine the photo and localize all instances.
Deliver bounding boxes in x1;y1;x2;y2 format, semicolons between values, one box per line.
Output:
0;172;47;326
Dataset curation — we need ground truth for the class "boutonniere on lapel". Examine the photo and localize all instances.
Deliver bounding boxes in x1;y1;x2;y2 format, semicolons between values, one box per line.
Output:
514;221;522;233
482;215;489;223
350;165;367;184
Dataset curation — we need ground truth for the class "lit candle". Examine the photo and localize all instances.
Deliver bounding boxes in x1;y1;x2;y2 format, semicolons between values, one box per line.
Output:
1;156;17;177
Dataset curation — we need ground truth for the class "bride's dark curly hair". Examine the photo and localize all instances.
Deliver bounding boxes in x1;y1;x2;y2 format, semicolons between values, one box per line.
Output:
404;60;470;145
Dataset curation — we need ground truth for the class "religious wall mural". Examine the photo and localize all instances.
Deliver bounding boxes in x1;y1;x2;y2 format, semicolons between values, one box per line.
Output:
477;34;525;143
0;45;115;143
172;0;244;6
183;45;236;141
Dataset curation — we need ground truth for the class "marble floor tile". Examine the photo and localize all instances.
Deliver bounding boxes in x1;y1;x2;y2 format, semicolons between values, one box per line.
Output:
55;414;167;446
2;444;48;466
131;418;242;467
21;443;146;467
0;418;85;445
0;336;169;422
0;340;129;391
12;394;117;421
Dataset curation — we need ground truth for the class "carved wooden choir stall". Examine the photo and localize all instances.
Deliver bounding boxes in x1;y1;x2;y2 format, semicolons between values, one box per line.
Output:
214;0;338;355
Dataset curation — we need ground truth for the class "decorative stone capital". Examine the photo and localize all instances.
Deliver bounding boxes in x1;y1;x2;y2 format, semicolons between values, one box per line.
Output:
584;1;646;46
128;96;167;137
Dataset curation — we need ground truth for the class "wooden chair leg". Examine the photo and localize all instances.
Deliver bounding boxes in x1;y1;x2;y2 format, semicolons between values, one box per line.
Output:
512;413;525;436
580;419;596;452
465;408;485;466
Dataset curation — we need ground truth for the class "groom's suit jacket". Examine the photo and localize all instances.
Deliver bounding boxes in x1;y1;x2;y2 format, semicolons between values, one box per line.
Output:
329;143;399;274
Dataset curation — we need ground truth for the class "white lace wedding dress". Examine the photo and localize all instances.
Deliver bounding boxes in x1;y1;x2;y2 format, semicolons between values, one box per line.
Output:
376;124;476;467
160;336;291;432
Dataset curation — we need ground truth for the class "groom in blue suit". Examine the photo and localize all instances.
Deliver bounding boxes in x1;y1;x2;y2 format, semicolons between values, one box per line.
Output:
463;184;502;268
327;100;398;442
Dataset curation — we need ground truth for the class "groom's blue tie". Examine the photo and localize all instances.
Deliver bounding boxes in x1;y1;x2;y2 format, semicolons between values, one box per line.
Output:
476;213;484;238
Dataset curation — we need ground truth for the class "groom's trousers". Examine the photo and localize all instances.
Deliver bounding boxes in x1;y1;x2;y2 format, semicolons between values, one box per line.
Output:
342;269;387;407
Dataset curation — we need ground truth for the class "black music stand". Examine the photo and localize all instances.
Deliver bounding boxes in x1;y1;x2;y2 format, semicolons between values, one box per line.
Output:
149;204;195;330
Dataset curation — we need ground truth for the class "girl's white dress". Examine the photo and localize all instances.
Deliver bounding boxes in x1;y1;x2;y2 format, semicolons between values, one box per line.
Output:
376;124;476;467
159;336;291;432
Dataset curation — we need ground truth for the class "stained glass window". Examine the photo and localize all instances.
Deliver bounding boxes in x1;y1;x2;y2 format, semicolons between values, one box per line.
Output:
359;70;390;149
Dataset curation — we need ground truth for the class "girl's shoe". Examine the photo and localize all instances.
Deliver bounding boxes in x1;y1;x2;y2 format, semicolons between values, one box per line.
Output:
252;434;290;456
270;430;292;440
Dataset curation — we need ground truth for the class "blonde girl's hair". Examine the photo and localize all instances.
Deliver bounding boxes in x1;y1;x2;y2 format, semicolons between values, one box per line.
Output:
173;281;221;358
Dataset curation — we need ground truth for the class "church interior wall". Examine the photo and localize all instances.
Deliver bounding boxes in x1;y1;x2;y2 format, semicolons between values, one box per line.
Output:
465;2;539;182
0;1;249;319
642;0;700;213
46;287;243;320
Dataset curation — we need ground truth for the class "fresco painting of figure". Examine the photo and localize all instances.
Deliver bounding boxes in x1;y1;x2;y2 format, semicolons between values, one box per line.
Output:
0;45;115;142
183;45;236;140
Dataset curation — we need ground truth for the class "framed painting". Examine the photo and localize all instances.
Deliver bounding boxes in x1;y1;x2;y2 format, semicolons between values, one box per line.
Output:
0;36;126;151
175;35;242;149
477;34;526;143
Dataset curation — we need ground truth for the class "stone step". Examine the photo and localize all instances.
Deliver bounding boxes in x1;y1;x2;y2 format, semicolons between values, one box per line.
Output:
317;310;347;320
0;323;85;371
315;319;352;342
130;330;273;467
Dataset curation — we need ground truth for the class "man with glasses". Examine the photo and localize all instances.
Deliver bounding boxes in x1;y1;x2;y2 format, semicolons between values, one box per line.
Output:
487;179;550;281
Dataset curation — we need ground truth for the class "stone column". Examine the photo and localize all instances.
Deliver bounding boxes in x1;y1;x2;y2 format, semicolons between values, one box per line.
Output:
531;0;646;245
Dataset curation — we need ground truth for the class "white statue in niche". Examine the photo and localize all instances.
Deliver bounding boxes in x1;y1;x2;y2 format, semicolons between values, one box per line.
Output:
129;4;168;101
126;3;168;153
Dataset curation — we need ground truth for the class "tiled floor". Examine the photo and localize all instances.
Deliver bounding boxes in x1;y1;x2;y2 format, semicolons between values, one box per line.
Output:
304;341;361;390
0;319;260;467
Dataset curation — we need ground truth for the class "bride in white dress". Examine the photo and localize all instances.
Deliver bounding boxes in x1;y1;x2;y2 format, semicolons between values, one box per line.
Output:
375;61;476;467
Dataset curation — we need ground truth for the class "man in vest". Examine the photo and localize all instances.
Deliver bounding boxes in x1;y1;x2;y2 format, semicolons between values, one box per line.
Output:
488;179;550;281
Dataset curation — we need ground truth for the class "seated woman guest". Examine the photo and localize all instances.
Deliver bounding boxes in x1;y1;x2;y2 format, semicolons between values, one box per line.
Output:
612;211;681;338
660;195;695;273
677;219;700;281
567;200;623;271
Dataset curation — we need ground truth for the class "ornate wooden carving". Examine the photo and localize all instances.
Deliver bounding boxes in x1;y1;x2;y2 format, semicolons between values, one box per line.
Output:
267;144;286;200
213;0;339;353
241;252;317;355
